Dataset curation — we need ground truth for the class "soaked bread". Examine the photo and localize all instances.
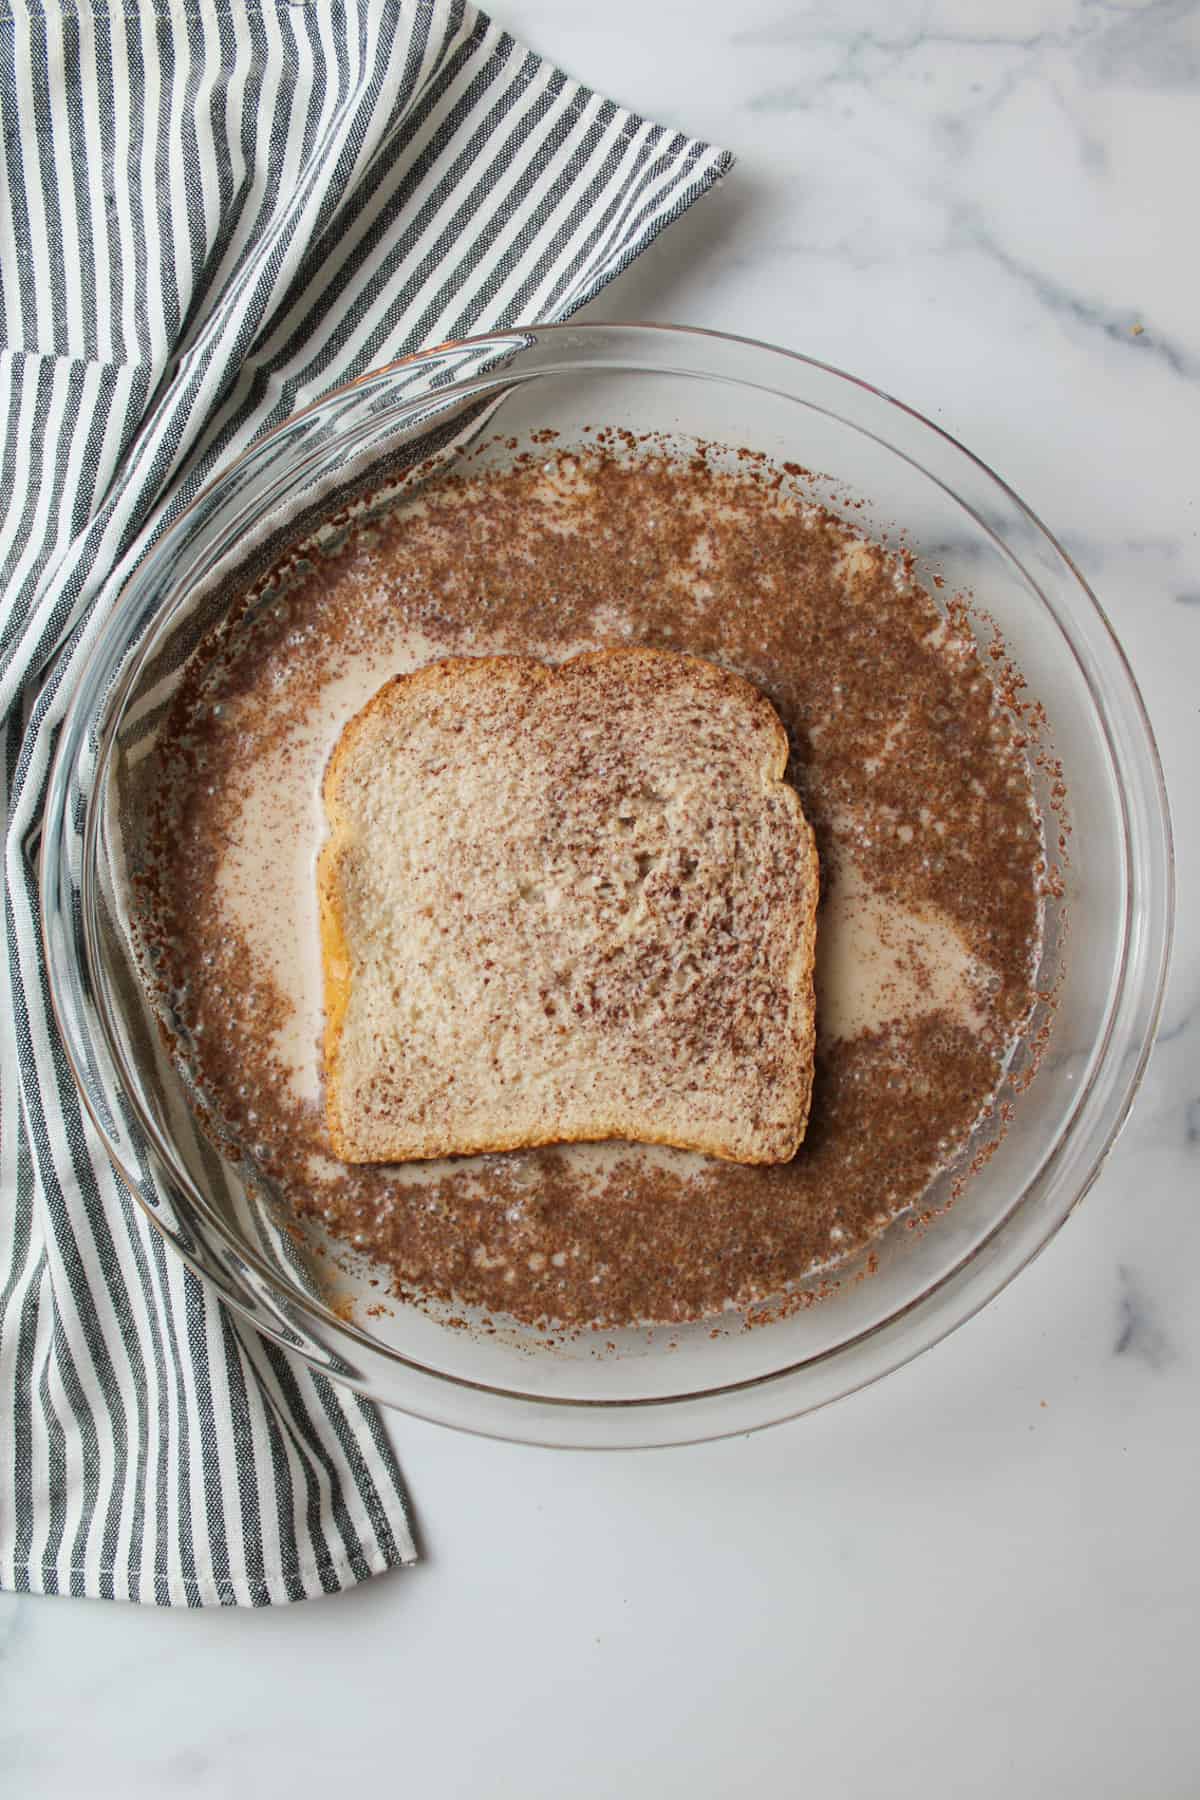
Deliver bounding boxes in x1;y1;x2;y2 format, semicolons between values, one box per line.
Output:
318;648;819;1165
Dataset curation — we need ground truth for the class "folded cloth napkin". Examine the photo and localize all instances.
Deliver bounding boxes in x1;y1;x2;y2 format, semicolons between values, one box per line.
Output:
0;0;731;1606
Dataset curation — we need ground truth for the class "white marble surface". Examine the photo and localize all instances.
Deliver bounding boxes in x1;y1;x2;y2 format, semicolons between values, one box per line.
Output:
3;1;1197;1793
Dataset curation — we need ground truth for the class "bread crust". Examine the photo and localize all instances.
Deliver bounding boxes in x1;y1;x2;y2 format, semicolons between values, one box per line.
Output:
319;648;818;1165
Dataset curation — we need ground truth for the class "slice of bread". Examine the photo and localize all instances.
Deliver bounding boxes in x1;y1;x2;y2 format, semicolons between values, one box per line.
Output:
318;649;818;1165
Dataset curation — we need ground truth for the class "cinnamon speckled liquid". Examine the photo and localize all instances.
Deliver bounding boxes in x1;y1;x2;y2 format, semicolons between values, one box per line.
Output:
142;442;1046;1329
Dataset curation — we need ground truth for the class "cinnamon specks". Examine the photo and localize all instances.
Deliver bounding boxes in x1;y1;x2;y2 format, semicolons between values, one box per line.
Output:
142;439;1050;1331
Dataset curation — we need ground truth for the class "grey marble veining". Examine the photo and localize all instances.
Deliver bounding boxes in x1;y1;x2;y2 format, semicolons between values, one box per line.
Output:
2;2;1197;1796
1114;1264;1178;1367
949;201;1199;380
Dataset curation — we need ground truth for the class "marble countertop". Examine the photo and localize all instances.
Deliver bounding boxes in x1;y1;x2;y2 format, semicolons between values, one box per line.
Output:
3;2;1196;1794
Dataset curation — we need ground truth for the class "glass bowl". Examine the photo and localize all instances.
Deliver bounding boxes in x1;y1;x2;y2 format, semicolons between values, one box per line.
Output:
41;323;1173;1447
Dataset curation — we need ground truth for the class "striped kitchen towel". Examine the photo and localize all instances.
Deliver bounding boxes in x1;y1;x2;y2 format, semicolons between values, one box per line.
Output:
0;0;731;1605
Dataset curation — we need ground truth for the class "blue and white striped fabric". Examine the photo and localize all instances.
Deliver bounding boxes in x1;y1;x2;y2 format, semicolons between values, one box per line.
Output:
0;0;731;1605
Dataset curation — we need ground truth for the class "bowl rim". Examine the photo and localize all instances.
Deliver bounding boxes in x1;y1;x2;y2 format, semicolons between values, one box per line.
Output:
41;319;1176;1444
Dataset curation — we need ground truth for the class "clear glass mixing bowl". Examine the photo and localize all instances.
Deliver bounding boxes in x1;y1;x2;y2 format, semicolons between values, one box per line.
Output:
41;324;1173;1447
